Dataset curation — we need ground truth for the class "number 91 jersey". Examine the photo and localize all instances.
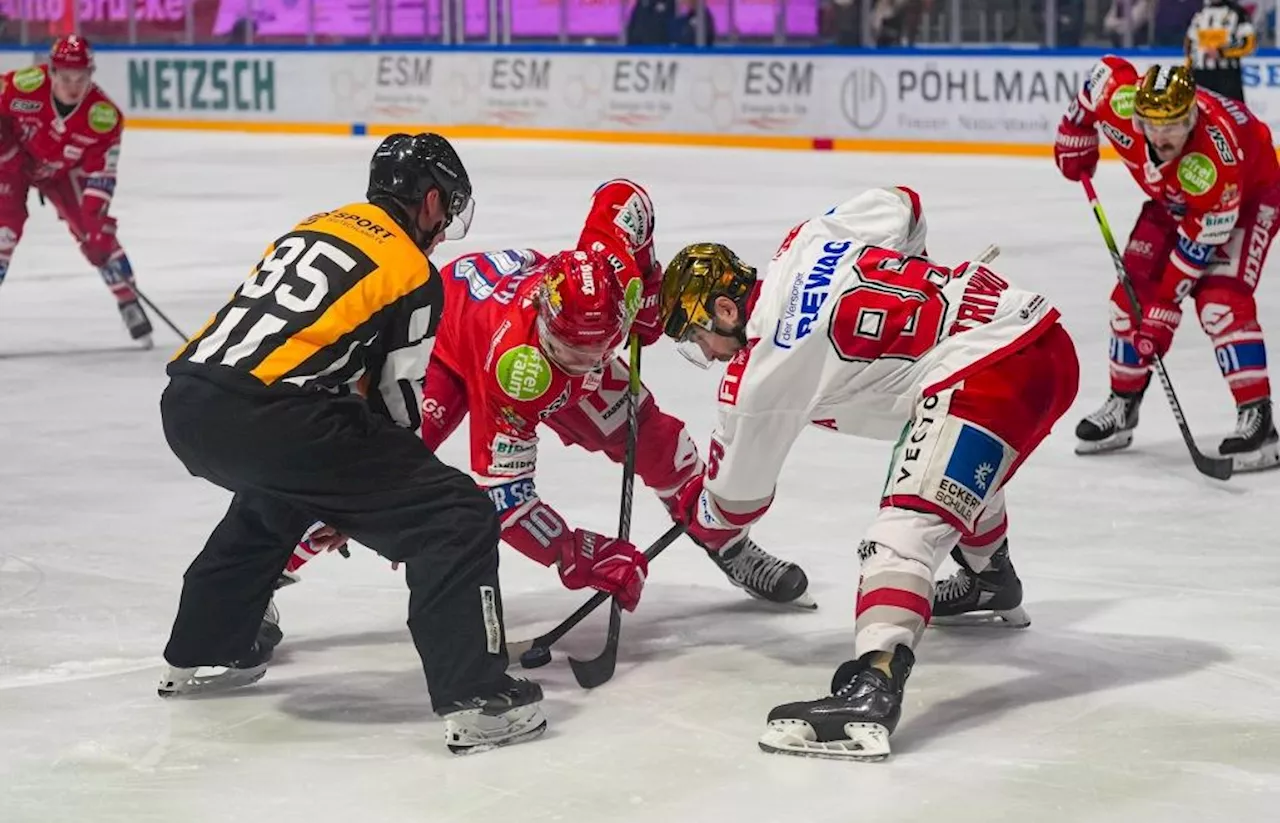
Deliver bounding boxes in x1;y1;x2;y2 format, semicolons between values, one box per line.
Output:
168;202;443;433
707;188;1061;506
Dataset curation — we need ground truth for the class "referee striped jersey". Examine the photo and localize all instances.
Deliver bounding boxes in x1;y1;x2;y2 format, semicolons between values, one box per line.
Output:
1186;2;1257;71
169;202;443;432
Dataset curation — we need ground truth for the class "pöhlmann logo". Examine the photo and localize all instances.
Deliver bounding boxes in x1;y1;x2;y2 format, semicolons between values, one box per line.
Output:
841;69;888;131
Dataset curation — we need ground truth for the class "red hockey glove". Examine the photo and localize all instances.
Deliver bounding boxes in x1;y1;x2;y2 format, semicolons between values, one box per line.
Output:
1054;118;1099;182
1133;302;1182;364
558;529;648;611
672;474;749;552
631;245;664;346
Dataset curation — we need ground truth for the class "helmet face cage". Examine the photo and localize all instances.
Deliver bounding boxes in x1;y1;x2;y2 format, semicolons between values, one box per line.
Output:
660;243;755;343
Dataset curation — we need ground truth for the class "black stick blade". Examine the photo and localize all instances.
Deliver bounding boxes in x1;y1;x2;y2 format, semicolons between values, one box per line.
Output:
1195;452;1235;480
568;601;624;688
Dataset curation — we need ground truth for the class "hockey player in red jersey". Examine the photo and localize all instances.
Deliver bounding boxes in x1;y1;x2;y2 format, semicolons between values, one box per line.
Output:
276;180;815;622
0;36;151;345
1055;56;1280;470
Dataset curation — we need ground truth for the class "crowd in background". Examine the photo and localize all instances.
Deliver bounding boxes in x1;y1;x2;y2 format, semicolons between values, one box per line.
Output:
0;0;1271;48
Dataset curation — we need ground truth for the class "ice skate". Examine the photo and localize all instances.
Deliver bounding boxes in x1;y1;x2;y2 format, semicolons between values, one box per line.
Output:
1219;399;1280;473
257;597;283;651
439;675;547;755
157;639;273;698
706;536;816;610
117;298;153;349
931;542;1030;628
1075;381;1146;454
759;645;914;761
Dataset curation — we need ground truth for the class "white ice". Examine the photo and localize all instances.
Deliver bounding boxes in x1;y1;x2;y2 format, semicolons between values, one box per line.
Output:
2;132;1279;823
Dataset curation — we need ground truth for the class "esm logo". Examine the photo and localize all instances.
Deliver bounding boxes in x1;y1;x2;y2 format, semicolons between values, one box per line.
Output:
841;68;888;131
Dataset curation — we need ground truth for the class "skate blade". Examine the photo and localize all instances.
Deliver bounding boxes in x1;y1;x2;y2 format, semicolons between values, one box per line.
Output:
931;605;1030;629
758;719;890;762
157;663;268;698
444;704;547;755
736;583;819;611
1075;430;1134;455
1227;441;1280;473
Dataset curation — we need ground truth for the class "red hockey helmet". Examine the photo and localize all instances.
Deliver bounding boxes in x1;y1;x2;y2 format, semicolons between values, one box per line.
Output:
536;249;627;375
50;36;93;72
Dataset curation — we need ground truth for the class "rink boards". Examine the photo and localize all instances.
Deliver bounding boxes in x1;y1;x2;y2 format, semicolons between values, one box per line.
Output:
5;45;1280;155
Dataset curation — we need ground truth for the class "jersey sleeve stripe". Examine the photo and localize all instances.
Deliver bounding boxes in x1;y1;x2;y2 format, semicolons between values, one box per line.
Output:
249;258;430;385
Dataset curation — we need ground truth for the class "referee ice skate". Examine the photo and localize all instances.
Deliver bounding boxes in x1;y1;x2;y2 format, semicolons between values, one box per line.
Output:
157;132;546;754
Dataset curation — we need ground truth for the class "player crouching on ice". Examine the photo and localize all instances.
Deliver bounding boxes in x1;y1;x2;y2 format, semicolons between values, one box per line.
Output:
273;180;814;634
657;188;1079;760
1056;57;1280;470
0;36;152;345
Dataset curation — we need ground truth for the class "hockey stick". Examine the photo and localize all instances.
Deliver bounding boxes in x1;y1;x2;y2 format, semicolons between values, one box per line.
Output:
135;287;189;341
515;243;1009;670
569;333;643;688
1080;176;1233;480
514;522;686;666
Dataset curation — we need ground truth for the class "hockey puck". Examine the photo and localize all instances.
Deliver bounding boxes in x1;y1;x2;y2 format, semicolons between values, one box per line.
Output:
520;646;552;669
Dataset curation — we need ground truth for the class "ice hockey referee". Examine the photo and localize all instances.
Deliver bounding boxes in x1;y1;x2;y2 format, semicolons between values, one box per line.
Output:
1185;0;1258;102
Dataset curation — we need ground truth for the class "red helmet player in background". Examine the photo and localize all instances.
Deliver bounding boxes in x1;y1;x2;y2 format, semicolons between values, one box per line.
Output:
0;36;151;345
1055;57;1280;471
270;180;813;650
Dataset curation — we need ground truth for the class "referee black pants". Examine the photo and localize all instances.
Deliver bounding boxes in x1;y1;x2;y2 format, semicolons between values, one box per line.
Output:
1193;67;1246;104
159;374;507;711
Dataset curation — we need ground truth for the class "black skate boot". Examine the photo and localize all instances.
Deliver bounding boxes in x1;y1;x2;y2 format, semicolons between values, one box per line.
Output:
1219;399;1280;472
117;298;154;349
759;645;915;761
257;597;283;652
438;675;547;755
157;639;274;698
1075;377;1148;454
931;542;1030;628
705;536;816;610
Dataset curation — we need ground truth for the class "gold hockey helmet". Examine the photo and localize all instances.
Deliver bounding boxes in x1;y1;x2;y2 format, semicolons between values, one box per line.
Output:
1134;64;1197;125
660;242;757;343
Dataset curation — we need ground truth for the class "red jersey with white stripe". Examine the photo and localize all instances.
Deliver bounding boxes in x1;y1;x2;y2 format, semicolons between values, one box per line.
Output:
433;248;636;491
704;188;1060;509
1075;55;1280;277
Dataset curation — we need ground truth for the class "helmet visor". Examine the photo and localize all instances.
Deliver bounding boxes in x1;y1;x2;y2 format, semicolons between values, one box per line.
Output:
537;313;619;375
442;193;475;241
676;336;716;370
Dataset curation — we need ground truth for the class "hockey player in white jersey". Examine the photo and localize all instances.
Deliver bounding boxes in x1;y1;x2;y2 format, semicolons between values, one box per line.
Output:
659;187;1080;760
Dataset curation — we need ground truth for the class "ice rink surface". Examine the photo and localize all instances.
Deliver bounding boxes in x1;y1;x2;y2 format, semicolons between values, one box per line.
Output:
2;131;1279;823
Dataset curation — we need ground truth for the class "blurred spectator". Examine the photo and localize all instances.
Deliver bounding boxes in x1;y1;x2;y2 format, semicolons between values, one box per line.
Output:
871;0;928;46
628;0;677;45
673;0;716;45
826;0;867;46
1104;0;1153;45
1187;0;1257;101
1057;0;1086;46
1155;0;1203;44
